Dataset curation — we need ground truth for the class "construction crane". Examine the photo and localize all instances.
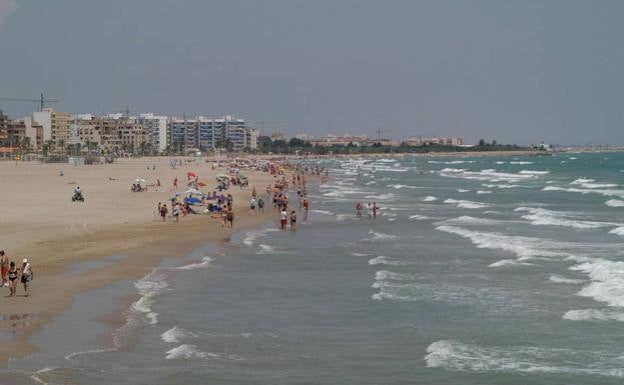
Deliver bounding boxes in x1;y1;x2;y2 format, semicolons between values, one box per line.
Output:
253;121;285;133
375;127;394;140
0;93;59;111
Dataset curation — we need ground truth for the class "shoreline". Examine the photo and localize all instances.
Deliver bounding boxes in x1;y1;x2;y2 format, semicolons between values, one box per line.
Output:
0;157;283;367
0;205;278;366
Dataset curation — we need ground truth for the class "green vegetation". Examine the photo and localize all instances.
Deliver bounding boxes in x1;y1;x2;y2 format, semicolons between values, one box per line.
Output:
254;136;531;155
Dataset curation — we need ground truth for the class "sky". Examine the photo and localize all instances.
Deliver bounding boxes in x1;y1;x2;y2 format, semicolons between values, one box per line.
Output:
0;0;623;145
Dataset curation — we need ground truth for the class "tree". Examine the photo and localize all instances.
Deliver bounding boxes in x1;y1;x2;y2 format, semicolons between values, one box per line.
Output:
288;138;305;147
478;139;486;147
57;139;66;154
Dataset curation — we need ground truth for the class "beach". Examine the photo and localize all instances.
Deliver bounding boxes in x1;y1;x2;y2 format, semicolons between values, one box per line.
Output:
0;157;279;366
4;151;624;384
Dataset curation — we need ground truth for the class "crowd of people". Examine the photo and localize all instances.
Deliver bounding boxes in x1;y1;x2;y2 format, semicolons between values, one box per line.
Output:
0;250;34;297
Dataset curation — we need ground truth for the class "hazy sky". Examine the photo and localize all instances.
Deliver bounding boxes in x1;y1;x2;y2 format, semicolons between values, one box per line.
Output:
1;0;623;144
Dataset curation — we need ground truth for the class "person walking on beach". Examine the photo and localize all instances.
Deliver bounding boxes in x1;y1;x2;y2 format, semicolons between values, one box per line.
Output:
258;198;265;213
290;210;297;230
355;202;363;218
372;202;379;219
20;258;33;297
173;178;178;189
280;209;288;230
172;203;180;223
7;261;18;297
160;203;168;222
0;251;9;287
367;203;373;218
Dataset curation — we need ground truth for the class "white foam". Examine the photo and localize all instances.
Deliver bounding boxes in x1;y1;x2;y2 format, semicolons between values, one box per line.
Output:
131;271;169;325
367;230;398;241
310;209;334;215
428;160;475;165
456;189;470;193
482;183;522;189
549;274;585;284
374;270;415;281
443;199;488;209
162;326;198;343
387;184;419;189
409;214;430;220
441;216;507;226
174;256;214;271
518;170;549;175
610;227;624;236
424;339;624;377
515;207;615;229
563;309;624;322
509;161;533;165
165;344;221;360
542;186;624;199
422;196;438;202
570;178;618;189
368;256;409;266
606;199;624;207
65;348;117;361
351;252;369;257
257;244;276;254
488;259;533;267
571;257;624;307
476;190;492;194
436;225;569;259
439;168;547;183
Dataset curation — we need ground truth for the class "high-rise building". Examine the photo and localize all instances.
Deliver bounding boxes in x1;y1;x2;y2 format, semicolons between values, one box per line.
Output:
166;115;252;153
32;108;70;150
137;113;168;153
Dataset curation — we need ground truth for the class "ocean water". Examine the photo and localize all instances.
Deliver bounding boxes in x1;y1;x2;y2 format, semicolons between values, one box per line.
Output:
9;152;624;384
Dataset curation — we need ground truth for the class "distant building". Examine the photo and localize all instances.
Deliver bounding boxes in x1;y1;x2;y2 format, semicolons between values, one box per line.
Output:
137;113;168;153
32;108;71;151
403;137;463;146
270;131;287;141
74;114;148;155
167;115;253;153
308;134;370;147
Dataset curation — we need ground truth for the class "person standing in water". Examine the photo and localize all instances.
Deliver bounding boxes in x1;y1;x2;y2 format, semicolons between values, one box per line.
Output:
290;210;297;230
302;197;309;221
20;258;33;297
280;209;288;230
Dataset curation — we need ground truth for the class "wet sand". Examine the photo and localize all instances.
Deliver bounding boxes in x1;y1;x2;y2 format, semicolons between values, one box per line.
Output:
0;157;279;365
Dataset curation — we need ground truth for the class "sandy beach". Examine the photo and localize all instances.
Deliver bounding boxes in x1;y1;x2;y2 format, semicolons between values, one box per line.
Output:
0;157;280;365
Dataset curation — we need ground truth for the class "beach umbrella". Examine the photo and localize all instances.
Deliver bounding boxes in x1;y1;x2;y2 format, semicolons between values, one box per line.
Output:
187;171;197;178
134;178;146;184
184;188;203;195
197;182;207;187
216;174;229;181
170;192;181;199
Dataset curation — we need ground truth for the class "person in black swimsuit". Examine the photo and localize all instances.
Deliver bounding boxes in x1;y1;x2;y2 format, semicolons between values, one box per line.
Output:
7;261;18;297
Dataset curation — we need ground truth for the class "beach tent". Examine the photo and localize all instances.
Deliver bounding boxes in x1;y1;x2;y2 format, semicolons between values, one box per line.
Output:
216;174;229;181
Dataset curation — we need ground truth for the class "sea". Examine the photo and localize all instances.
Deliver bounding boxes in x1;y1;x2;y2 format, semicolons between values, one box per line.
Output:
6;152;624;384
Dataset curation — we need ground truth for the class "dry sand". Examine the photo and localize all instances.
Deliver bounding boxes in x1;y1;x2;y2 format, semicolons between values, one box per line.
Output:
0;157;280;365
